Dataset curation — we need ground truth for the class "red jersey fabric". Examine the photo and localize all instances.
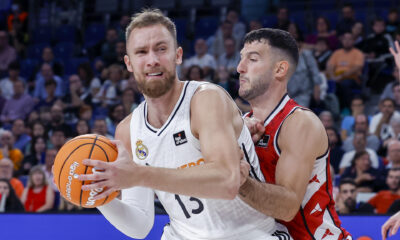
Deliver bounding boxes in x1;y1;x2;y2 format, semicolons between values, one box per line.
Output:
24;186;47;212
246;94;351;240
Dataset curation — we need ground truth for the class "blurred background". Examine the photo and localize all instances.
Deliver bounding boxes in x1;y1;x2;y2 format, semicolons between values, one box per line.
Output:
1;0;400;239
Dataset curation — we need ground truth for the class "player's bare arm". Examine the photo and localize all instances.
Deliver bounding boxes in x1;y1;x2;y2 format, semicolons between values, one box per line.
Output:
239;109;328;221
80;85;243;200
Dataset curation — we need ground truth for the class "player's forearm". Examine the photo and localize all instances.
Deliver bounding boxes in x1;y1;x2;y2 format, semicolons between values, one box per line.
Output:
239;177;300;221
98;192;154;239
138;163;239;200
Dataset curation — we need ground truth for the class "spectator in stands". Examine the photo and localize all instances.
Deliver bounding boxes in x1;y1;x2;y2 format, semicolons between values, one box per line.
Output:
288;23;322;107
313;38;332;72
274;7;291;31
248;20;262;32
339;131;379;173
49;104;72;137
38;107;52;131
336;4;356;36
9;18;28;57
341;150;383;192
101;28;118;66
326;127;344;174
48;127;66;151
39;47;63;77
75;119;90;136
319;111;335;129
78;104;93;125
0;158;24;198
386;140;400;169
380;68;400;101
35;79;60;111
11;119;31;153
340;96;367;140
183;38;216;80
31;121;46;139
77;62;102;99
0;80;33;125
19;136;46;176
363;18;395;92
21;165;54;212
0;178;24;212
106;104;124;136
217;37;240;75
213;66;237;98
186;65;205;82
370;98;400;140
226;9;246;43
42;148;58;192
0;31;17;76
6;3;28;32
114;40;126;66
94;64;123;107
0;61;25;100
211;20;240;60
121;88;138;115
306;17;338;50
327;32;364;109
33;63;64;100
369;168;400;214
387;9;400;37
336;178;374;214
352;21;365;49
117;14;131;40
343;114;380;152
0;130;23;172
92;118;113;139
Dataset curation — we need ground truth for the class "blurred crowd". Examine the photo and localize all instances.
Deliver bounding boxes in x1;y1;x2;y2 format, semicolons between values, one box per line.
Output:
1;2;400;215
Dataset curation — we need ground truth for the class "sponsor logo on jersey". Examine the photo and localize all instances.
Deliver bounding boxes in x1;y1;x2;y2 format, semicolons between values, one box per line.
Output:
135;140;148;160
309;174;320;184
173;131;188;146
256;134;270;148
310;203;323;215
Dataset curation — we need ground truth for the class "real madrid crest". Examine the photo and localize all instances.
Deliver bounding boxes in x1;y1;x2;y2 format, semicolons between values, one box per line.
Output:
135;140;148;160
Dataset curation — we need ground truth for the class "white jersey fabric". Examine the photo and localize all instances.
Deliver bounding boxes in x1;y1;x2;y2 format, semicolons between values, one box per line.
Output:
128;81;291;240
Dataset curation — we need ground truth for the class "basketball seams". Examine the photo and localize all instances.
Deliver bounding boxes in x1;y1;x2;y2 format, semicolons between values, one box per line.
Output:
79;135;99;207
57;143;95;197
66;136;117;152
93;143;112;206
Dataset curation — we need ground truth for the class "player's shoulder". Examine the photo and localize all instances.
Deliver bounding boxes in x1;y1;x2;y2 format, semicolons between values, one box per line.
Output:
285;108;325;133
192;82;231;104
115;113;133;139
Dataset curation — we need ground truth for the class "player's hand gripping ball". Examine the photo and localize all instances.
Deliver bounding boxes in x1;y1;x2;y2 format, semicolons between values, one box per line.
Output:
53;134;119;208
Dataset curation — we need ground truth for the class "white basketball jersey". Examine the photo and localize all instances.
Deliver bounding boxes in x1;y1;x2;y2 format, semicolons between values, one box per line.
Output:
130;81;290;240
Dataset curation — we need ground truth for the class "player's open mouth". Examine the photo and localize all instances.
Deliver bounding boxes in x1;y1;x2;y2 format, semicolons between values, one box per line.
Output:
146;72;163;77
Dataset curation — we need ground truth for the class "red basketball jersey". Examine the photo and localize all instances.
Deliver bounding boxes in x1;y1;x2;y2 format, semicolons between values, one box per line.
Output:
246;94;351;240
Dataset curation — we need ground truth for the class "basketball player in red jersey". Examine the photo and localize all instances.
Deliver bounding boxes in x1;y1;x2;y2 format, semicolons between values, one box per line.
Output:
237;28;351;240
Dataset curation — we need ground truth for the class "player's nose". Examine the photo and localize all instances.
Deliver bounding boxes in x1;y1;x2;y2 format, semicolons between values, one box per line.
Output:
146;50;160;67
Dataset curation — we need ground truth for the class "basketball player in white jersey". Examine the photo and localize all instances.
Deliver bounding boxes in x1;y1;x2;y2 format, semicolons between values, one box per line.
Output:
78;9;291;240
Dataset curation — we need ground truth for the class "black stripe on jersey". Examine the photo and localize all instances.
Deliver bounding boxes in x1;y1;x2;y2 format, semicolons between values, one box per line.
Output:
324;155;346;238
143;102;157;133
273;230;290;240
300;207;317;240
263;93;288;124
316;147;329;160
157;81;190;136
242;143;261;182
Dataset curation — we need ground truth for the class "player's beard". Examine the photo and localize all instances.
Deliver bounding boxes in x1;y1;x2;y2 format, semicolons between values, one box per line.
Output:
239;74;270;101
136;69;176;98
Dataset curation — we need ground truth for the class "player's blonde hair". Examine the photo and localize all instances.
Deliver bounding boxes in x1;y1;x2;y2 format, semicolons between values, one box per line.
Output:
125;8;177;46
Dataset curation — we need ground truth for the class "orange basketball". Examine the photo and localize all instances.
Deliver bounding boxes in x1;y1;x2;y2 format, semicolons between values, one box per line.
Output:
53;134;119;208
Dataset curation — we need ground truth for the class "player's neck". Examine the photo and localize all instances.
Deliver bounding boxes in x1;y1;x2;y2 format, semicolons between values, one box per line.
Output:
145;80;184;128
250;84;287;122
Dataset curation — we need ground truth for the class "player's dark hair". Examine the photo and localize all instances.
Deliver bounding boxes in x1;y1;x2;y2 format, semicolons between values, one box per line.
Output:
244;28;299;67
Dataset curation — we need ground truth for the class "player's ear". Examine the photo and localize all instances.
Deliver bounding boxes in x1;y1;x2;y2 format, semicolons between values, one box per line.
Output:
176;46;183;65
124;55;133;72
275;61;289;81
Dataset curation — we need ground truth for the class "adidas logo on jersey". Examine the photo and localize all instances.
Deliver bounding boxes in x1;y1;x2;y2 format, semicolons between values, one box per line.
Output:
256;134;270;148
173;131;188;146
